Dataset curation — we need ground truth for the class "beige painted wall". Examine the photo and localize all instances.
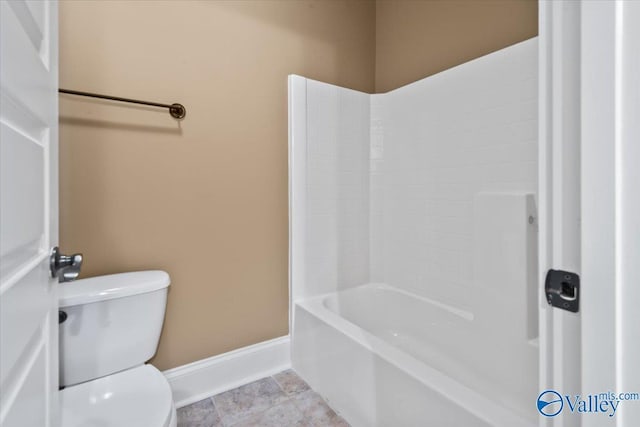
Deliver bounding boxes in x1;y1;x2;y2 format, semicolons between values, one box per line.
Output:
375;0;538;92
59;0;375;370
59;0;537;371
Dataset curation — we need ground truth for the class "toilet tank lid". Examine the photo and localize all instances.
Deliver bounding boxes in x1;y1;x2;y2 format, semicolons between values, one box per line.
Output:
59;270;170;307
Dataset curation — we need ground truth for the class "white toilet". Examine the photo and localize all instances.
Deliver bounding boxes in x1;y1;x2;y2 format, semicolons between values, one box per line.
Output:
58;271;176;427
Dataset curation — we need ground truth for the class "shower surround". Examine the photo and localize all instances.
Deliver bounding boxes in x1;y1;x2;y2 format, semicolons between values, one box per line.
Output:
289;39;538;427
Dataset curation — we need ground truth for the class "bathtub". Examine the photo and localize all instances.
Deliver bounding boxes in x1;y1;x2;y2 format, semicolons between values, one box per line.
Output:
292;283;537;427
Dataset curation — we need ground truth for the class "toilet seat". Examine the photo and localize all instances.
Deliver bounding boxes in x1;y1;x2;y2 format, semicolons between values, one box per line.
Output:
61;364;175;427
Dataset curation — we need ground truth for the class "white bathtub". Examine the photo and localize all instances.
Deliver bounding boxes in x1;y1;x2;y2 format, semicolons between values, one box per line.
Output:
292;283;537;427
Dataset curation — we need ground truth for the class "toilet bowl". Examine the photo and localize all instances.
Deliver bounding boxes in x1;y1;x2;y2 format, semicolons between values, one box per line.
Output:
60;365;176;427
58;271;176;427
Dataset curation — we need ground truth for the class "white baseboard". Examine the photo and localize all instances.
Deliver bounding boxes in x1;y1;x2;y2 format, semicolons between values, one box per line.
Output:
163;336;291;408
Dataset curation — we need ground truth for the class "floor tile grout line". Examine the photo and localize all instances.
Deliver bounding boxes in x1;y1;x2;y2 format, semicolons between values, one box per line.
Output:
213;376;270;426
291;388;348;426
272;371;341;426
288;389;338;427
288;392;313;425
208;395;224;427
272;370;313;398
225;396;299;427
178;370;349;427
214;375;292;427
271;373;288;395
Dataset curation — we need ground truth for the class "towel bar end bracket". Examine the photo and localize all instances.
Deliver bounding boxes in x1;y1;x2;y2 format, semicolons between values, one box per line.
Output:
169;103;186;119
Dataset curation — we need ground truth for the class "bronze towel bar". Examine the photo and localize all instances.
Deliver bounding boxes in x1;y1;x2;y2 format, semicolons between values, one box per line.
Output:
59;88;186;119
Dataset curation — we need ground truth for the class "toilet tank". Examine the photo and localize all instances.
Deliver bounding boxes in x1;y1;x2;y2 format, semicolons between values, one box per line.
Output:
59;271;170;387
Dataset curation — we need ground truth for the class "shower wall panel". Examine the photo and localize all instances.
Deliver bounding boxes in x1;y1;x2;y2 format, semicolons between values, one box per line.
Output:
369;39;538;306
289;76;371;303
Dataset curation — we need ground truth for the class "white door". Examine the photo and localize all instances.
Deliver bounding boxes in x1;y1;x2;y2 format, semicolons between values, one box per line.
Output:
581;1;640;426
540;1;640;426
0;1;59;427
538;2;582;426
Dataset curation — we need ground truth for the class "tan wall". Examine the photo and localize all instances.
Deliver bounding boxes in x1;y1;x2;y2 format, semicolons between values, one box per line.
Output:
375;0;538;92
59;0;375;370
59;0;537;371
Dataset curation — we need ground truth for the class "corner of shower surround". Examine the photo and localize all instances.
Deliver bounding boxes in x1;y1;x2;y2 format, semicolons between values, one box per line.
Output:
288;37;539;427
288;74;372;304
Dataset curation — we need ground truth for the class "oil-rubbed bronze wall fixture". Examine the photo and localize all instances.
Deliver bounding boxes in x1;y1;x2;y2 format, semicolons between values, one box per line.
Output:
59;88;186;119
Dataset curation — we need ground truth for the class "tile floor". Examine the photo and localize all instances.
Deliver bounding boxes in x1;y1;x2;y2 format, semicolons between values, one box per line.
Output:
177;369;350;427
